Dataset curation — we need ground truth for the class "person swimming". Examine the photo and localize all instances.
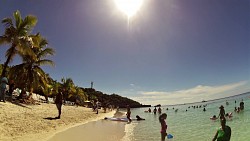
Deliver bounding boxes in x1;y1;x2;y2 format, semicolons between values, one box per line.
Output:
136;115;145;121
210;115;218;120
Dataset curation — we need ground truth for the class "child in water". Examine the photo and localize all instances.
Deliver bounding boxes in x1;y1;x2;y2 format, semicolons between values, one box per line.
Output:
159;113;168;141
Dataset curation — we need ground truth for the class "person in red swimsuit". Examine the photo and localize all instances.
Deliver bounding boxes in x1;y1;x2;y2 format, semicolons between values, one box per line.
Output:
159;113;168;141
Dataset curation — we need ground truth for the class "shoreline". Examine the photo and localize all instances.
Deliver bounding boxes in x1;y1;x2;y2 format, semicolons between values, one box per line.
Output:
45;110;117;141
48;110;127;141
0;101;116;141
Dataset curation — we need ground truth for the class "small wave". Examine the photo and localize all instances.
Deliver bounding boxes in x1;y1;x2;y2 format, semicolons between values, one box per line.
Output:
121;122;138;141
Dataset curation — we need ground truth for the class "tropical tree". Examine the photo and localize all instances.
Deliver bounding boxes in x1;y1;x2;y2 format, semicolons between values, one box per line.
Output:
8;35;55;93
0;10;38;77
61;77;76;102
70;86;87;104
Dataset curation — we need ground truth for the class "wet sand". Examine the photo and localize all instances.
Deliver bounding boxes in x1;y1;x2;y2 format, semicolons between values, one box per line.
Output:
48;119;126;141
48;111;127;141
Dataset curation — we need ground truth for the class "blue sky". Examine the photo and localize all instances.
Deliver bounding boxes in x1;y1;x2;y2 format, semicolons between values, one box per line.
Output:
0;0;249;105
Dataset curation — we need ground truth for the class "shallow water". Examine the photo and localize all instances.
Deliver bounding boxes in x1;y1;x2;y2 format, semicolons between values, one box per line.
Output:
122;92;250;141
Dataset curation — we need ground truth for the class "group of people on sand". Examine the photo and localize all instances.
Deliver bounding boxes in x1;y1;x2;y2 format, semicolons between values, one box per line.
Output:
0;77;37;104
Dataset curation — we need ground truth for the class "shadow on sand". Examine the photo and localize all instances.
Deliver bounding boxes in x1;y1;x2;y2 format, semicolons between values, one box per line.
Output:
11;101;32;109
44;117;59;120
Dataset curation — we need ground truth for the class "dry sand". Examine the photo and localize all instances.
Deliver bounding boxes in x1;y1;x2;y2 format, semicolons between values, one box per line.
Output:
0;101;116;141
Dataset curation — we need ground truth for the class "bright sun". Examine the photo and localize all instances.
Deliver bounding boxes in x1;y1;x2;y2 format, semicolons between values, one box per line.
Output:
114;0;143;19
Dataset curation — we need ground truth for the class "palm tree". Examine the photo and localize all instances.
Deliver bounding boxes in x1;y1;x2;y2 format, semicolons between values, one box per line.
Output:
70;86;87;104
8;36;55;92
61;77;76;102
0;10;38;77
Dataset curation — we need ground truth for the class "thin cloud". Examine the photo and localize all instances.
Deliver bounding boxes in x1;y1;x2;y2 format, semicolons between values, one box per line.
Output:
131;81;249;105
130;83;135;86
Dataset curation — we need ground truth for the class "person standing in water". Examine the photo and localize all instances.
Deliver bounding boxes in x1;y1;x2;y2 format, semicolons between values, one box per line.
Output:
212;118;231;141
153;107;157;114
126;105;132;122
219;105;225;119
240;99;244;110
159;113;168;141
158;107;162;114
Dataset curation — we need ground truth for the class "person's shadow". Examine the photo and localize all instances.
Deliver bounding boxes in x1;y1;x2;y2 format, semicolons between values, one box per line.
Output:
44;117;59;120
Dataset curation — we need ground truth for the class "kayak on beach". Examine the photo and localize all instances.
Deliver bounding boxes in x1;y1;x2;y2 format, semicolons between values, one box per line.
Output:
104;117;129;122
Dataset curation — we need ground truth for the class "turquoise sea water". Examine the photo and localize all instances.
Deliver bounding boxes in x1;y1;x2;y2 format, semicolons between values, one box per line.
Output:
121;92;250;141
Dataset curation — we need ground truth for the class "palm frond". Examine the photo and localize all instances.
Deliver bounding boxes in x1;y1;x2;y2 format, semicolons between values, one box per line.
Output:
0;36;10;45
37;48;55;58
36;59;55;66
29;33;42;48
2;18;13;27
13;10;22;28
18;37;37;59
20;15;37;34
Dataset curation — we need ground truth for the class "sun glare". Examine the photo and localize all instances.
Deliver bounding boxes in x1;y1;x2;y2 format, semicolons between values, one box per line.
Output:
114;0;143;19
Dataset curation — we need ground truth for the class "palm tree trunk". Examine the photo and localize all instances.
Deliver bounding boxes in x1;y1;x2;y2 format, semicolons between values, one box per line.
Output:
1;45;15;77
1;55;11;77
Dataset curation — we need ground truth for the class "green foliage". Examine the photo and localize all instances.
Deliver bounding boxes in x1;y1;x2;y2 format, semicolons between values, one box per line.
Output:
83;88;142;108
0;10;38;77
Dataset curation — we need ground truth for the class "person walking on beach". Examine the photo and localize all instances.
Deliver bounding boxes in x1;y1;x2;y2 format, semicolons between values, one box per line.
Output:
96;100;99;114
55;88;63;119
126;105;132;122
159;113;168;141
218;105;225;119
212;118;231;141
0;77;8;102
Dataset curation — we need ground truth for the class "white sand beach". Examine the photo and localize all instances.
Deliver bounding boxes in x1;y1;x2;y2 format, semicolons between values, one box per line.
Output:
0;101;116;141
